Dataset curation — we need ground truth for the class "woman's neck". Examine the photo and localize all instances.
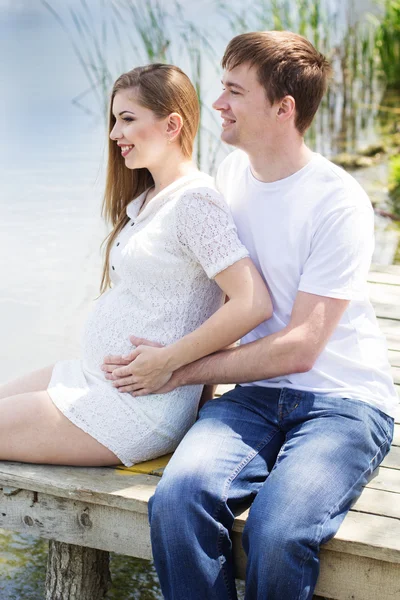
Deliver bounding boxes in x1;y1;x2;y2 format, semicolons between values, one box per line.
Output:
148;153;198;200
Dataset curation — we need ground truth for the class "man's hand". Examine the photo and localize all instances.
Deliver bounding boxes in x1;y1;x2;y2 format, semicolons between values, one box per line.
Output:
102;336;180;396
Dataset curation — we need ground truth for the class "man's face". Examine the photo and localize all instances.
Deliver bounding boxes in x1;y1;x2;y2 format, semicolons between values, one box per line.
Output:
213;62;277;151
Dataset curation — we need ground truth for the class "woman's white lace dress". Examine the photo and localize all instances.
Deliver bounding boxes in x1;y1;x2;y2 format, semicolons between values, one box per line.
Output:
47;173;249;465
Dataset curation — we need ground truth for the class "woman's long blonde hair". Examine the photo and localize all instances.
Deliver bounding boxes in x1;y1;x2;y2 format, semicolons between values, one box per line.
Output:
100;63;200;293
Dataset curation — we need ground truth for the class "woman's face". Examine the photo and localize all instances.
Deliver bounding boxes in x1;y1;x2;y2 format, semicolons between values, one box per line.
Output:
110;88;169;170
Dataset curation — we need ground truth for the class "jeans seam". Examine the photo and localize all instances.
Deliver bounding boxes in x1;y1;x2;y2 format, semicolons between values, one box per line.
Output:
213;429;281;598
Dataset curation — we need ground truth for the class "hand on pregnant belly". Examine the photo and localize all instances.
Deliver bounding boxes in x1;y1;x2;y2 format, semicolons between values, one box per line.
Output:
105;345;173;394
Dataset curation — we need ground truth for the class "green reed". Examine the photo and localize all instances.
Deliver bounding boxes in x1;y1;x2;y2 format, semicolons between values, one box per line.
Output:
374;0;400;89
389;155;400;216
218;0;385;155
41;0;222;170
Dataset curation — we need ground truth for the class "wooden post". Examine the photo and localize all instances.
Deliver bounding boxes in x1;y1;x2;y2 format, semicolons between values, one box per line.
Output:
45;540;111;600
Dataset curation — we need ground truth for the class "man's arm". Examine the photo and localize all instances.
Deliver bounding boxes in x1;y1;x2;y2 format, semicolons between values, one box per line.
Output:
172;291;349;387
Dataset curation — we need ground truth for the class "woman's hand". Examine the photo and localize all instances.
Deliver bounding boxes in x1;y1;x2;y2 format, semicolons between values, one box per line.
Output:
102;343;173;395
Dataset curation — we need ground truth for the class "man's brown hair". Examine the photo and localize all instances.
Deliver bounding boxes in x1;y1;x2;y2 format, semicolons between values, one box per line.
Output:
221;31;332;135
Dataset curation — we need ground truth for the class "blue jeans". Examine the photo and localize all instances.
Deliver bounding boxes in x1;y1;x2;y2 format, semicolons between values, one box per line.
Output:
148;385;394;600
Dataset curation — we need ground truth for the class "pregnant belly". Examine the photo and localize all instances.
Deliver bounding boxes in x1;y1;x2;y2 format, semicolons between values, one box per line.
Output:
81;291;148;373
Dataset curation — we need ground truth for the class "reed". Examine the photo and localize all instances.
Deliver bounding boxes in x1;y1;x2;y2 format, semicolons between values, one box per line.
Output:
42;0;395;163
389;155;400;216
374;0;400;89
41;0;222;171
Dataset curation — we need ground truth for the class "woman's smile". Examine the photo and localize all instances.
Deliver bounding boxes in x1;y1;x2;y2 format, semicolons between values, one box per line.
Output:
119;144;134;157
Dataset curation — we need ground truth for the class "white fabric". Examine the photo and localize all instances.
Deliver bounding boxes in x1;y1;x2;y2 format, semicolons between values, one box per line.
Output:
48;172;249;465
216;150;398;418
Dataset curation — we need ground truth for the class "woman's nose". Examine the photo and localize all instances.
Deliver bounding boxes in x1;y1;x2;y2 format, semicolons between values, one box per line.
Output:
109;124;120;140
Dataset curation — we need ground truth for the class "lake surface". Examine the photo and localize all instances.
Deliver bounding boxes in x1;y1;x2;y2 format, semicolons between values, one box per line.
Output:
0;0;399;597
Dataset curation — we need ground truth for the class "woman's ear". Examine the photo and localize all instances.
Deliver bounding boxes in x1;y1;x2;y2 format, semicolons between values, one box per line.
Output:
166;112;183;142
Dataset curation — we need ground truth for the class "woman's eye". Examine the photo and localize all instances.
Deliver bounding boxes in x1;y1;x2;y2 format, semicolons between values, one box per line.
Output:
123;117;134;123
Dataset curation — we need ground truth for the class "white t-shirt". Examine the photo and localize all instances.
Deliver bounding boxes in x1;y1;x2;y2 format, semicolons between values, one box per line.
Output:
216;149;398;418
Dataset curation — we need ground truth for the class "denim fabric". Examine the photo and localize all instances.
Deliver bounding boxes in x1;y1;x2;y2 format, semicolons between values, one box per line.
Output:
149;385;394;600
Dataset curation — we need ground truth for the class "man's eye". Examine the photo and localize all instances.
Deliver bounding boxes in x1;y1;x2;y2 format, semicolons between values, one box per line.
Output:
230;90;240;95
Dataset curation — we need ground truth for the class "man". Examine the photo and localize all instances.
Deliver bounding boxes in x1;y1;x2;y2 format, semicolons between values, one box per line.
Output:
105;31;397;599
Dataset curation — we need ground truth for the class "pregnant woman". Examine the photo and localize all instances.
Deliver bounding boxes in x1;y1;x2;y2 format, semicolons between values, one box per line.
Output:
0;64;272;467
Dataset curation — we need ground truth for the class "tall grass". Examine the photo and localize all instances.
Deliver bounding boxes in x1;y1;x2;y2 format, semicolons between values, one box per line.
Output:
42;0;398;162
218;0;383;154
389;155;400;216
374;0;400;89
41;0;222;170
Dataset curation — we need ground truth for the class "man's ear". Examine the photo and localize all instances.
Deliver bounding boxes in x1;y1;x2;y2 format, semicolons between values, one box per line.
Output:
276;95;296;122
166;112;183;142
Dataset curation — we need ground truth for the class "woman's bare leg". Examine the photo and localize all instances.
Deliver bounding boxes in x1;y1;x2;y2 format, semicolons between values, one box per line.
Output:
0;389;122;466
0;365;54;400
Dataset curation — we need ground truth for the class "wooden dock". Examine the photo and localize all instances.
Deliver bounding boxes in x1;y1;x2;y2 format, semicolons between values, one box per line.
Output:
0;264;399;599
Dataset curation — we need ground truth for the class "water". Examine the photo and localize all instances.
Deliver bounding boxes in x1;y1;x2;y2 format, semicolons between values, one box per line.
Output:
0;1;399;597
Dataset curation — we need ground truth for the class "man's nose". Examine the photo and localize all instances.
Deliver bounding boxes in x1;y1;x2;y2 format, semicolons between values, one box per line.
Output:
212;93;229;111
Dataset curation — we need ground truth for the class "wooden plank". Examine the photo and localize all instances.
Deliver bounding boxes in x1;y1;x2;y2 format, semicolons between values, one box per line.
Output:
368;265;400;286
365;465;400;494
233;508;400;564
1;488;399;597
350;488;400;520
393;423;400;446
368;282;400;320
315;551;400;600
381;446;400;470
232;541;400;598
0;488;153;560
391;367;400;384
0;462;159;513
389;350;400;367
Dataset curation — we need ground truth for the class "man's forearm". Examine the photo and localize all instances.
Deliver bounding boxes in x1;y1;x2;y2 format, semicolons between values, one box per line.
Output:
177;326;310;386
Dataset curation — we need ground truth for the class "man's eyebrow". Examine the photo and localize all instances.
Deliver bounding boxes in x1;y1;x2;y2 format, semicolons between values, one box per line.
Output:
221;80;246;91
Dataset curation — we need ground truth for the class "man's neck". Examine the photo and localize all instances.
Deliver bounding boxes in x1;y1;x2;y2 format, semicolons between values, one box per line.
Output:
247;139;314;184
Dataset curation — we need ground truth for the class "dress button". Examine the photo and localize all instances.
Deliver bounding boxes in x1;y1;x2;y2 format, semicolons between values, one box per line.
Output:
116;242;120;246
112;266;115;270
131;221;135;226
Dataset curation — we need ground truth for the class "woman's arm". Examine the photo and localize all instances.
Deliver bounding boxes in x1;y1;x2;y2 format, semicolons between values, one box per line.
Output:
108;258;272;393
163;258;272;370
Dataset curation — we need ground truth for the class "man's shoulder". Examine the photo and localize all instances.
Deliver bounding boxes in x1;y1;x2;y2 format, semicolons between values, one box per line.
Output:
216;150;249;196
310;154;372;212
217;149;248;178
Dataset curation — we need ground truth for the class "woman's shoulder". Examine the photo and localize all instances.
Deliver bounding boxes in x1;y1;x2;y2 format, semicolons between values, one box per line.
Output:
175;172;229;212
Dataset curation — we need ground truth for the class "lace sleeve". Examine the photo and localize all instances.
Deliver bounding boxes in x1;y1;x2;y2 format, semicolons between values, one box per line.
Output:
175;188;249;279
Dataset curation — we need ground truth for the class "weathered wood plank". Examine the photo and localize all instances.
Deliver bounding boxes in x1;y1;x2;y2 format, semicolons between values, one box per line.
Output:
232;542;400;599
393;423;400;446
368;265;400;286
389;350;400;367
350;488;400;520
1;485;399;584
315;551;400;600
0;462;158;512
368;282;400;320
381;446;400;470
365;466;400;494
0;488;153;560
232;509;400;564
391;366;400;385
